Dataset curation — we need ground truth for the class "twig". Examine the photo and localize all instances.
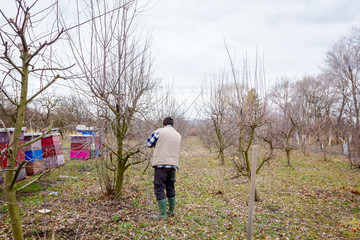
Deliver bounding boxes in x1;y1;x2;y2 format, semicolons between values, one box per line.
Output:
16;168;54;192
142;161;150;175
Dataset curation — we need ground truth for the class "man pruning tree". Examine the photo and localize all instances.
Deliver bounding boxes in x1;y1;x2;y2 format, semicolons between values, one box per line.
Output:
146;117;181;220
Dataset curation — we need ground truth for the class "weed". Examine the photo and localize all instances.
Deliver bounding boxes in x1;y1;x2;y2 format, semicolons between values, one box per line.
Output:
132;199;141;209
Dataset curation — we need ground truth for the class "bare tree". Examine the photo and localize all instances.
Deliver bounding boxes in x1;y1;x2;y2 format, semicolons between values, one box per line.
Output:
0;1;73;239
293;76;324;151
280;117;297;166
228;86;269;201
199;73;232;165
141;84;189;130
57;95;94;124
31;92;62;129
322;33;360;163
68;0;157;197
268;76;293;119
217;46;270;202
269;77;298;165
314;74;337;161
323;62;351;148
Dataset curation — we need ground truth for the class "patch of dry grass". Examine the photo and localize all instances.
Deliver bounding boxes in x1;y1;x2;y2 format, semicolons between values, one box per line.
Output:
1;137;360;239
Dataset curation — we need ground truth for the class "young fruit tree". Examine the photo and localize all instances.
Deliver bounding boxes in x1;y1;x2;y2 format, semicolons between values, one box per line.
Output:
67;0;157;197
0;1;73;239
199;74;232;166
227;87;269;202
268;78;298;166
224;47;271;202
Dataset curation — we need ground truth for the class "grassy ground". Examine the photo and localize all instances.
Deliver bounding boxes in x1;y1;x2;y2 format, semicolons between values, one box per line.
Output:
1;136;360;239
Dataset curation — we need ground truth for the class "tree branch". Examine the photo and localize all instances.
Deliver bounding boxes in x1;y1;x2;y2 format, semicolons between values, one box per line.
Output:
18;121;54;150
26;30;64;66
16;168;54;192
26;75;64;104
0;87;18;107
2;41;23;75
10;160;27;188
103;143;121;159
29;64;75;73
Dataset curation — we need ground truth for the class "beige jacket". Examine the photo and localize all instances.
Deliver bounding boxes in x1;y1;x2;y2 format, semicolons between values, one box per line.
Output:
151;126;181;167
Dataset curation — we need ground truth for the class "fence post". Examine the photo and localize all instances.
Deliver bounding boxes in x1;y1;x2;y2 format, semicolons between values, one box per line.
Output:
247;145;257;240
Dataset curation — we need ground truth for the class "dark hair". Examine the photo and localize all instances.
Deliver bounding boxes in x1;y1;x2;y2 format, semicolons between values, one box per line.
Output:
163;117;174;126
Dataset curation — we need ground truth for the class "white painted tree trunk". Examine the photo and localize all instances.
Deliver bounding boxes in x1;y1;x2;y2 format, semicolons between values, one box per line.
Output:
296;133;300;145
343;143;348;155
340;137;348;155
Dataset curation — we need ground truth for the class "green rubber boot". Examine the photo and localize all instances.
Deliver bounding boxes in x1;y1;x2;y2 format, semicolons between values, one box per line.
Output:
167;197;175;217
153;199;167;220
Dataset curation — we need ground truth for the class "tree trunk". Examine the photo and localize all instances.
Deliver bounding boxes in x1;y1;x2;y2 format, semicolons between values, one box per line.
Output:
2;45;30;240
4;169;24;240
323;143;328;161
115;160;125;197
216;127;225;166
286;149;291;166
219;148;225;166
114;126;125;198
301;142;307;156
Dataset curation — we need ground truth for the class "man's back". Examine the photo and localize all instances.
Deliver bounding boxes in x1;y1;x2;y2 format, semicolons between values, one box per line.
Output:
152;126;181;167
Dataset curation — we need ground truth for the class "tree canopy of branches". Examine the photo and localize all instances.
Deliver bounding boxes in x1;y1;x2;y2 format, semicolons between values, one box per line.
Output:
67;0;157;197
200;46;271;202
199;74;232;165
268;77;299;165
322;29;360;161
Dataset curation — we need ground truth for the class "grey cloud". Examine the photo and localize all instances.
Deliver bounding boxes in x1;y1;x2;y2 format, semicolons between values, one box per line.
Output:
266;1;360;26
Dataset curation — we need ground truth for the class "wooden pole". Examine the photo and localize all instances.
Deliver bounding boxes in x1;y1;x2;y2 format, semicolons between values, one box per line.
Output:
247;145;257;240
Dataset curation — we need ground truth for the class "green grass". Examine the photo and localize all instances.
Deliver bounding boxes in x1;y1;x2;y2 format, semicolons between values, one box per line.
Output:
1;137;360;239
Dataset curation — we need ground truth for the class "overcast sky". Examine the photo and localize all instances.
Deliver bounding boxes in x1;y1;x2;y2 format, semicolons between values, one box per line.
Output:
140;0;360;97
2;0;360;118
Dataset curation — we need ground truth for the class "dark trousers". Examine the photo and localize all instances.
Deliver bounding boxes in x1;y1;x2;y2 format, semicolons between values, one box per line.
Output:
153;168;176;201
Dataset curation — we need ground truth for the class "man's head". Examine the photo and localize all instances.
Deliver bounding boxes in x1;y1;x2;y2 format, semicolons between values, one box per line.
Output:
163;117;174;126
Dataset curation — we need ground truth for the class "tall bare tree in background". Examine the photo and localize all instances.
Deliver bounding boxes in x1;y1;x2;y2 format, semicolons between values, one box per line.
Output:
323;33;360;164
142;84;189;133
53;95;93;129
0;1;73;239
68;0;157;197
269;77;298;165
199;73;232;165
268;77;293;119
323;61;352;158
313;74;336;161
293;76;324;151
31;92;61;129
